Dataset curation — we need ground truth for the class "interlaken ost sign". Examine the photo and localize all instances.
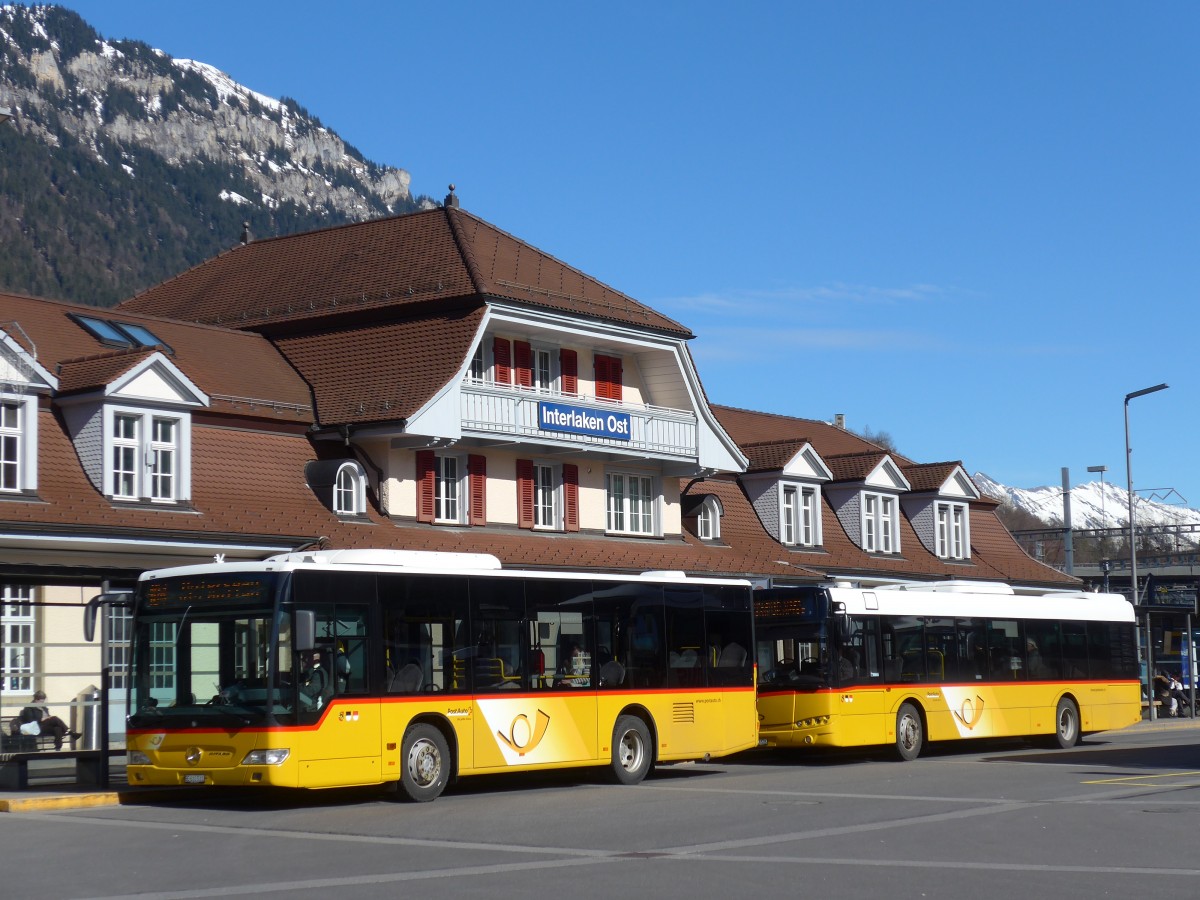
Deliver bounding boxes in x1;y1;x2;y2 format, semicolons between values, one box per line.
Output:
538;401;631;441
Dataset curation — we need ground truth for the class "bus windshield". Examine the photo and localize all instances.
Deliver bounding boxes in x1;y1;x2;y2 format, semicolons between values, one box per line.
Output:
128;573;290;728
754;587;833;688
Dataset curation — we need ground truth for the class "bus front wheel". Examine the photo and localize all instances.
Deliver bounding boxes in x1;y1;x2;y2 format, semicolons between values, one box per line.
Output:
399;723;450;802
610;715;652;785
1053;697;1080;749
895;702;923;761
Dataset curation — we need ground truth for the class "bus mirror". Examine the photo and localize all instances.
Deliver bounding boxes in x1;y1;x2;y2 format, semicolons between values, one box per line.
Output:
84;596;100;643
84;591;132;643
831;601;850;640
295;610;315;651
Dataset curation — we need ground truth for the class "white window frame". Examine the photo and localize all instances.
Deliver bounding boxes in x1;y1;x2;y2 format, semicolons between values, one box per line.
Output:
434;454;465;524
107;604;133;690
468;343;486;383
103;405;191;503
781;486;797;545
334;462;367;516
936;501;970;559
0;396;31;493
863;491;898;553
149;417;176;501
606;470;657;536
800;486;819;547
697;496;721;541
531;345;558;393
1;585;35;693
532;461;561;530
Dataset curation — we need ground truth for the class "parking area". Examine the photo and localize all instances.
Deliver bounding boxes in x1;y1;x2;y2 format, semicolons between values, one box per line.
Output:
1;720;1199;899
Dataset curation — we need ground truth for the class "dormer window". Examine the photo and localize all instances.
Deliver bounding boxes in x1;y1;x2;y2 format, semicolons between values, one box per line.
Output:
0;399;24;492
780;484;820;547
108;408;187;503
937;502;969;559
334;462;366;516
696;496;722;541
863;492;898;553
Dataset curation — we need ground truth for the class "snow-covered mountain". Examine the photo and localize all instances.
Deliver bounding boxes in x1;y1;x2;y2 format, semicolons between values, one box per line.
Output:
973;472;1200;531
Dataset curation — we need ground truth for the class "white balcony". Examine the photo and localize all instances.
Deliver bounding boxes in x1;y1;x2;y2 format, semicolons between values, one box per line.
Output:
461;381;698;460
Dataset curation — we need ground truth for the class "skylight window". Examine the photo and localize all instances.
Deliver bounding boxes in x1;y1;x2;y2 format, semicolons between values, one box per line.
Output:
71;315;172;354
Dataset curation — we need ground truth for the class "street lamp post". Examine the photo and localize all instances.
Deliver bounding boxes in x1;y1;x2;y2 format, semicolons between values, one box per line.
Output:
1125;383;1168;721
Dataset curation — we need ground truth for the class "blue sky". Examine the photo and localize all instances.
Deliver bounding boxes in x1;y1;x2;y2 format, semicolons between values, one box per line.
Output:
58;1;1198;506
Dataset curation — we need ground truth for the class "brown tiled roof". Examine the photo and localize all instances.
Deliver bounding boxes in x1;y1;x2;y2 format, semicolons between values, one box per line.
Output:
713;405;914;463
902;461;964;493
740;439;810;473
825;451;890;483
271;308;485;425
118;207;692;338
706;405;1075;588
2;292;314;422
56;347;156;394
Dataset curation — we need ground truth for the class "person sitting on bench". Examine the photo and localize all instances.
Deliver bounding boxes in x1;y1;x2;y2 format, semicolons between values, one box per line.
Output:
19;690;80;750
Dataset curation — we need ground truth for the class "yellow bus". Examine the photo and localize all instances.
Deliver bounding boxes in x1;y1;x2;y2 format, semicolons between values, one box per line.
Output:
755;581;1140;759
124;549;757;800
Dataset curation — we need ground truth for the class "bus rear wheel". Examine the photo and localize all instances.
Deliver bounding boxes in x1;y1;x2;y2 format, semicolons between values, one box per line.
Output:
1053;697;1080;749
398;723;450;802
895;702;923;761
610;715;652;785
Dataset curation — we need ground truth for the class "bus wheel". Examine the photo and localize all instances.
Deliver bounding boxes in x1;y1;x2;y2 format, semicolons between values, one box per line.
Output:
399;723;450;802
1054;697;1080;749
895;702;923;761
610;715;652;785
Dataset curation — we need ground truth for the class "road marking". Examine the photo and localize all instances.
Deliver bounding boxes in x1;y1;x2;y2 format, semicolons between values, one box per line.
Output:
1082;770;1200;788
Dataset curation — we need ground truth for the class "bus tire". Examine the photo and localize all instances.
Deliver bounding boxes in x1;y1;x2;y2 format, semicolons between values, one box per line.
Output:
1053;697;1080;749
610;714;652;785
895;702;923;761
398;722;450;802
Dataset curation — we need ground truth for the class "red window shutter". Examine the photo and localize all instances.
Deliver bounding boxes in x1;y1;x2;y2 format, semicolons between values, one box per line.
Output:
415;450;435;524
492;337;512;385
560;349;578;395
563;464;579;532
468;454;487;526
514;340;533;389
516;459;534;529
594;354;622;401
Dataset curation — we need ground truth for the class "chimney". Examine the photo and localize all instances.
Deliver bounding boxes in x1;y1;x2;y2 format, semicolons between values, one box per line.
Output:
444;184;459;208
240;221;252;245
834;413;846;429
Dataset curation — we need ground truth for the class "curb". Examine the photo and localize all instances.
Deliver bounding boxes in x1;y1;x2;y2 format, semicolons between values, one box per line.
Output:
0;792;122;813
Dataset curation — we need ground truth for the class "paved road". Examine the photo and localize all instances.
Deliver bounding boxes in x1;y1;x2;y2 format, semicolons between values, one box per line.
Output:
3;722;1198;899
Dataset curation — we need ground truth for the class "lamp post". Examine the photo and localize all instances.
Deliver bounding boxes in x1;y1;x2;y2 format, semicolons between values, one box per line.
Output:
1087;464;1108;524
1125;382;1168;720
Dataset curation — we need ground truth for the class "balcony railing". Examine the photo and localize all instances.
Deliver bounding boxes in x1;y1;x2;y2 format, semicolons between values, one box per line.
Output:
461;381;698;459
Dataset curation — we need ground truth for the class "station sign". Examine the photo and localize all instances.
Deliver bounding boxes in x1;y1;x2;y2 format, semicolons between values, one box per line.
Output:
538;401;631;441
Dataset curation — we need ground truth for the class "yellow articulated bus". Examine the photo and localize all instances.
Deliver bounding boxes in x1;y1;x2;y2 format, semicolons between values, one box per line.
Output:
123;549;757;800
754;581;1140;759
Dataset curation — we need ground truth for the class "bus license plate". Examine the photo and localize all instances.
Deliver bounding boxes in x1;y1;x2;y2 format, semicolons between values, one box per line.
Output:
183;774;207;784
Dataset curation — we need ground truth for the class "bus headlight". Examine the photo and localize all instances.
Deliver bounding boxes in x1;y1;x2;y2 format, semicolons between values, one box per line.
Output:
242;749;290;766
128;751;152;766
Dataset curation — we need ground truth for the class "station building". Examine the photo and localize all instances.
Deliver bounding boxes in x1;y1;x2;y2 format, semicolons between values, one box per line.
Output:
0;191;1075;720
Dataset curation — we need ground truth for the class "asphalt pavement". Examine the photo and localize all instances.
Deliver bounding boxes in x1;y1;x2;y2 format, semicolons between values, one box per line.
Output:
3;712;1199;813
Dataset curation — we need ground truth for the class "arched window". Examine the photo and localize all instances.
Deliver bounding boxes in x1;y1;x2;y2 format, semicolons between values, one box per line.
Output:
697;496;723;541
334;462;365;516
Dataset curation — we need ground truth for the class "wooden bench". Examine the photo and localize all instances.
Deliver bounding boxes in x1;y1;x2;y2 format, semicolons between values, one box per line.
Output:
0;748;124;790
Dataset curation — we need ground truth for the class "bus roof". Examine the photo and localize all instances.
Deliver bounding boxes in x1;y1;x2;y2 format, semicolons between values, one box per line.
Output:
826;584;1135;623
136;548;753;587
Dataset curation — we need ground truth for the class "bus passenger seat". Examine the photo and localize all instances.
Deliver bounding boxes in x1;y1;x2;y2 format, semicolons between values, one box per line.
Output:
599;660;625;687
389;663;423;693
